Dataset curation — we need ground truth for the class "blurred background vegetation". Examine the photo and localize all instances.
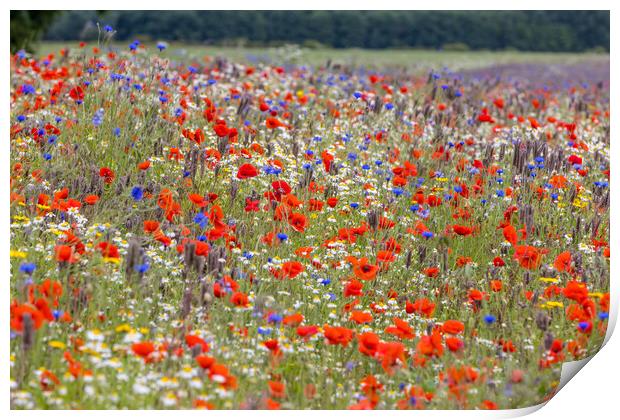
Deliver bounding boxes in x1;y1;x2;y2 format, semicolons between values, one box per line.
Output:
11;10;610;54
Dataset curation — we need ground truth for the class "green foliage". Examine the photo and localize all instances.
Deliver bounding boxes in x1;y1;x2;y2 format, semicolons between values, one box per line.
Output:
10;11;61;53
12;11;611;53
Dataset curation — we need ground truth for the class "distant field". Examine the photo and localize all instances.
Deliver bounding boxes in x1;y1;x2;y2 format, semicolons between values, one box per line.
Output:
38;41;609;72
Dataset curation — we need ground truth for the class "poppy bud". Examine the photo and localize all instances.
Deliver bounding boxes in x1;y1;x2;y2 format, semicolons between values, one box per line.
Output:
535;311;550;331
22;313;34;352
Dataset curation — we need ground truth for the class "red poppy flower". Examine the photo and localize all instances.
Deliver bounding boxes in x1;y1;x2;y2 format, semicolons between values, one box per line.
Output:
272;261;304;279
99;167;115;184
441;320;465;335
323;325;354;347
554;251;572;272
132;342;155;358
69;85;84;101
513;245;542;270
350;311;373;324
385;318;415;340
351;257;379;281
406;298;436;318
344;279;364;297
237;163;259;179
266;117;285;129
288;212;307;232
10;303;45;331
185;335;210;352
55;245;74;263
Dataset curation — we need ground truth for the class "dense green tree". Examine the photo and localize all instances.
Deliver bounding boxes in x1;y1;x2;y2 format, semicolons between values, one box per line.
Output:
11;11;61;53
14;10;610;53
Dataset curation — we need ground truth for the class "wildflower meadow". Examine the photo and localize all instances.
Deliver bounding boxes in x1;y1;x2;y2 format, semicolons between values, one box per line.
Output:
9;35;610;410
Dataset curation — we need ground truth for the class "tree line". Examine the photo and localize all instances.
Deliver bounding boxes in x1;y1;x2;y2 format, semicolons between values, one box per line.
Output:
12;10;610;53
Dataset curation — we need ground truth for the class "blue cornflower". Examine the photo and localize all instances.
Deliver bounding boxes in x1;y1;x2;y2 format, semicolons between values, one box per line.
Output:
484;314;496;324
257;327;272;335
19;262;36;275
422;231;434;239
267;313;283;324
136;263;150;273
277;233;288;242
193;212;208;229
92;108;104;127
21;84;36;95
263;165;282;175
131;186;143;201
157;42;167;52
350;202;359;209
